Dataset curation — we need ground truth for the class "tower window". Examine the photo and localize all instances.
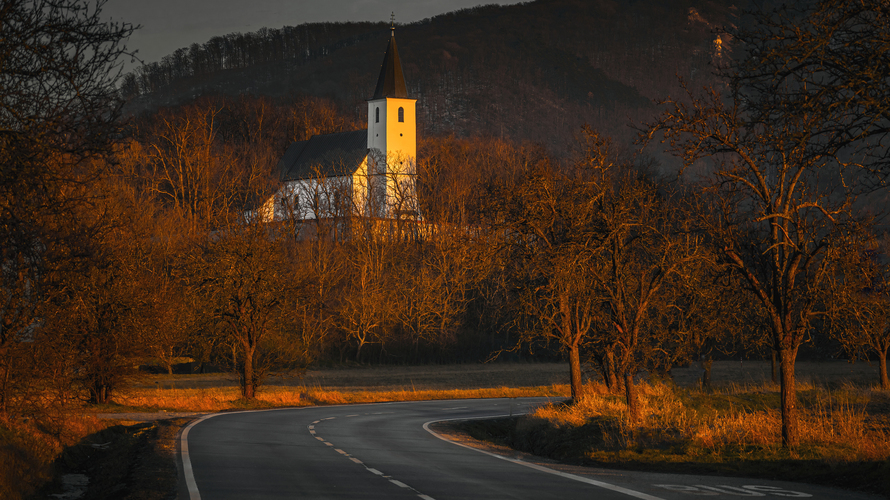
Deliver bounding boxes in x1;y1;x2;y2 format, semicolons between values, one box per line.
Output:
398;107;404;122
375;107;380;123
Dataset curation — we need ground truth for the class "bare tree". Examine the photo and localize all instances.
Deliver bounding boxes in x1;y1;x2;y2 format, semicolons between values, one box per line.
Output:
191;221;308;399
829;232;890;389
648;0;890;445
482;147;587;400
338;236;391;362
576;131;702;419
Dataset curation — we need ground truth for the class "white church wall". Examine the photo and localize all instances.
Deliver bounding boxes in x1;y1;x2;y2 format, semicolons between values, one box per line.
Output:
263;175;354;221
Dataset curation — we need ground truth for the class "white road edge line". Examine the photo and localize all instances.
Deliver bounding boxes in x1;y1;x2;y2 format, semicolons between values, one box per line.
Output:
180;407;311;500
180;400;526;500
423;417;665;500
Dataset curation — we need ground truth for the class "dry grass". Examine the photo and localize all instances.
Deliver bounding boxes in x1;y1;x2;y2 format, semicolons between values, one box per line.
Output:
529;379;890;460
108;362;571;412
476;377;890;497
115;384;569;412
0;414;112;500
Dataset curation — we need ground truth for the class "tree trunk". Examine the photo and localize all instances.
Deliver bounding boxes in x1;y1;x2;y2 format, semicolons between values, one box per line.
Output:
624;371;639;423
771;350;779;384
242;346;256;400
561;292;584;402
879;347;889;390
90;383;111;405
0;362;9;416
601;348;620;394
700;357;713;392
569;342;583;402
778;347;798;447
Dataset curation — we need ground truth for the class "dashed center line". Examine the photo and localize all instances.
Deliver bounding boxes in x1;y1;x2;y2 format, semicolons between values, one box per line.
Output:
309;416;436;500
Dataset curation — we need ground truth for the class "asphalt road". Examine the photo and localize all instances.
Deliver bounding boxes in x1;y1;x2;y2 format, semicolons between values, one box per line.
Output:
179;398;880;500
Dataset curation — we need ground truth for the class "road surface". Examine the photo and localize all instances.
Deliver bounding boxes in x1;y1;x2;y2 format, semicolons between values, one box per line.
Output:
179;398;879;499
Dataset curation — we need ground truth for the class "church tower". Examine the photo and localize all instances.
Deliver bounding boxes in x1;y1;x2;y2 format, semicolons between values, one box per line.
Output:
367;21;417;217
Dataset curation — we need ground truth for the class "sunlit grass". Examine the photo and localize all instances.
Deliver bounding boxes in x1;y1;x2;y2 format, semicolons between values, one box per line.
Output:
113;384;570;412
527;379;890;460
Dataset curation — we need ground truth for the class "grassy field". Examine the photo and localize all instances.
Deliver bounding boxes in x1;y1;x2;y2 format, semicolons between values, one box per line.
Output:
110;362;571;412
8;360;890;500
116;359;885;410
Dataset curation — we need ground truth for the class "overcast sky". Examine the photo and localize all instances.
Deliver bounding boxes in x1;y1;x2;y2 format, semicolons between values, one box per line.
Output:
103;0;525;72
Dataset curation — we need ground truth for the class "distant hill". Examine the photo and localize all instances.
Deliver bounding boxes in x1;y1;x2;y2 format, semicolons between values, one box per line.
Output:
122;0;742;152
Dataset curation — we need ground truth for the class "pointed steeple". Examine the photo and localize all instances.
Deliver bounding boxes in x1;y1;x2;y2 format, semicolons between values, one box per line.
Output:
372;17;408;99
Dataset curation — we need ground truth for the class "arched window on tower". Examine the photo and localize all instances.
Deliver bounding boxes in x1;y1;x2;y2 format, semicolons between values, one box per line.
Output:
398;107;404;122
375;107;380;123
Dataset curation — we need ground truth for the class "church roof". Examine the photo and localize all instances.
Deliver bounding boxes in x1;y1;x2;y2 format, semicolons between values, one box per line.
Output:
372;29;409;99
278;129;369;181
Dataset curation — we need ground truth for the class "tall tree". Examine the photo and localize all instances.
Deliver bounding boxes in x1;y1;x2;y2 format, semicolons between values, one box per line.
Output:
647;0;890;445
482;145;588;400
192;221;308;399
0;0;135;415
575;130;701;418
829;233;890;390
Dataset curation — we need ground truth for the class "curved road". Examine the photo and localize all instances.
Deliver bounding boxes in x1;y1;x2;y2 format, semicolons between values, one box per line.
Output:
179;398;878;500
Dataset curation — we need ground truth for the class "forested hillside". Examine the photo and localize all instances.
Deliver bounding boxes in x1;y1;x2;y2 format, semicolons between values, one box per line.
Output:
122;0;740;151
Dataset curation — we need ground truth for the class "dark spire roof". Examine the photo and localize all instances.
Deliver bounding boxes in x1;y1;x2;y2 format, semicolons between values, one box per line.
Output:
372;27;408;99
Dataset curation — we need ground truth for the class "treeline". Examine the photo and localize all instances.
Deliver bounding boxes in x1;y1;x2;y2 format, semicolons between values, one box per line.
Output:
121;0;734;150
120;22;383;97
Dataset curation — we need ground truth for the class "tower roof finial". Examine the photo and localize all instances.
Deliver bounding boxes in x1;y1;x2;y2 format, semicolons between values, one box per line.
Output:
372;14;408;99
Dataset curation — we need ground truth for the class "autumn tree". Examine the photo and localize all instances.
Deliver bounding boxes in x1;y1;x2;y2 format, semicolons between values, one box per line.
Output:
647;0;890;445
829;233;890;389
0;0;135;414
392;235;475;362
575;131;702;418
482;140;607;401
192;221;312;399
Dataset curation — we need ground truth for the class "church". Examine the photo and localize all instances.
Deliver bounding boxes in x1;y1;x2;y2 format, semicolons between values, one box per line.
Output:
260;25;417;222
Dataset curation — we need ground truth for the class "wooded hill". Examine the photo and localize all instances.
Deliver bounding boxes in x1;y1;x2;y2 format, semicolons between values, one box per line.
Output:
122;0;742;152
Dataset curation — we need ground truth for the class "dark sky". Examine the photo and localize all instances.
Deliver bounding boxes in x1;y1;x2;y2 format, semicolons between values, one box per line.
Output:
104;0;525;72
